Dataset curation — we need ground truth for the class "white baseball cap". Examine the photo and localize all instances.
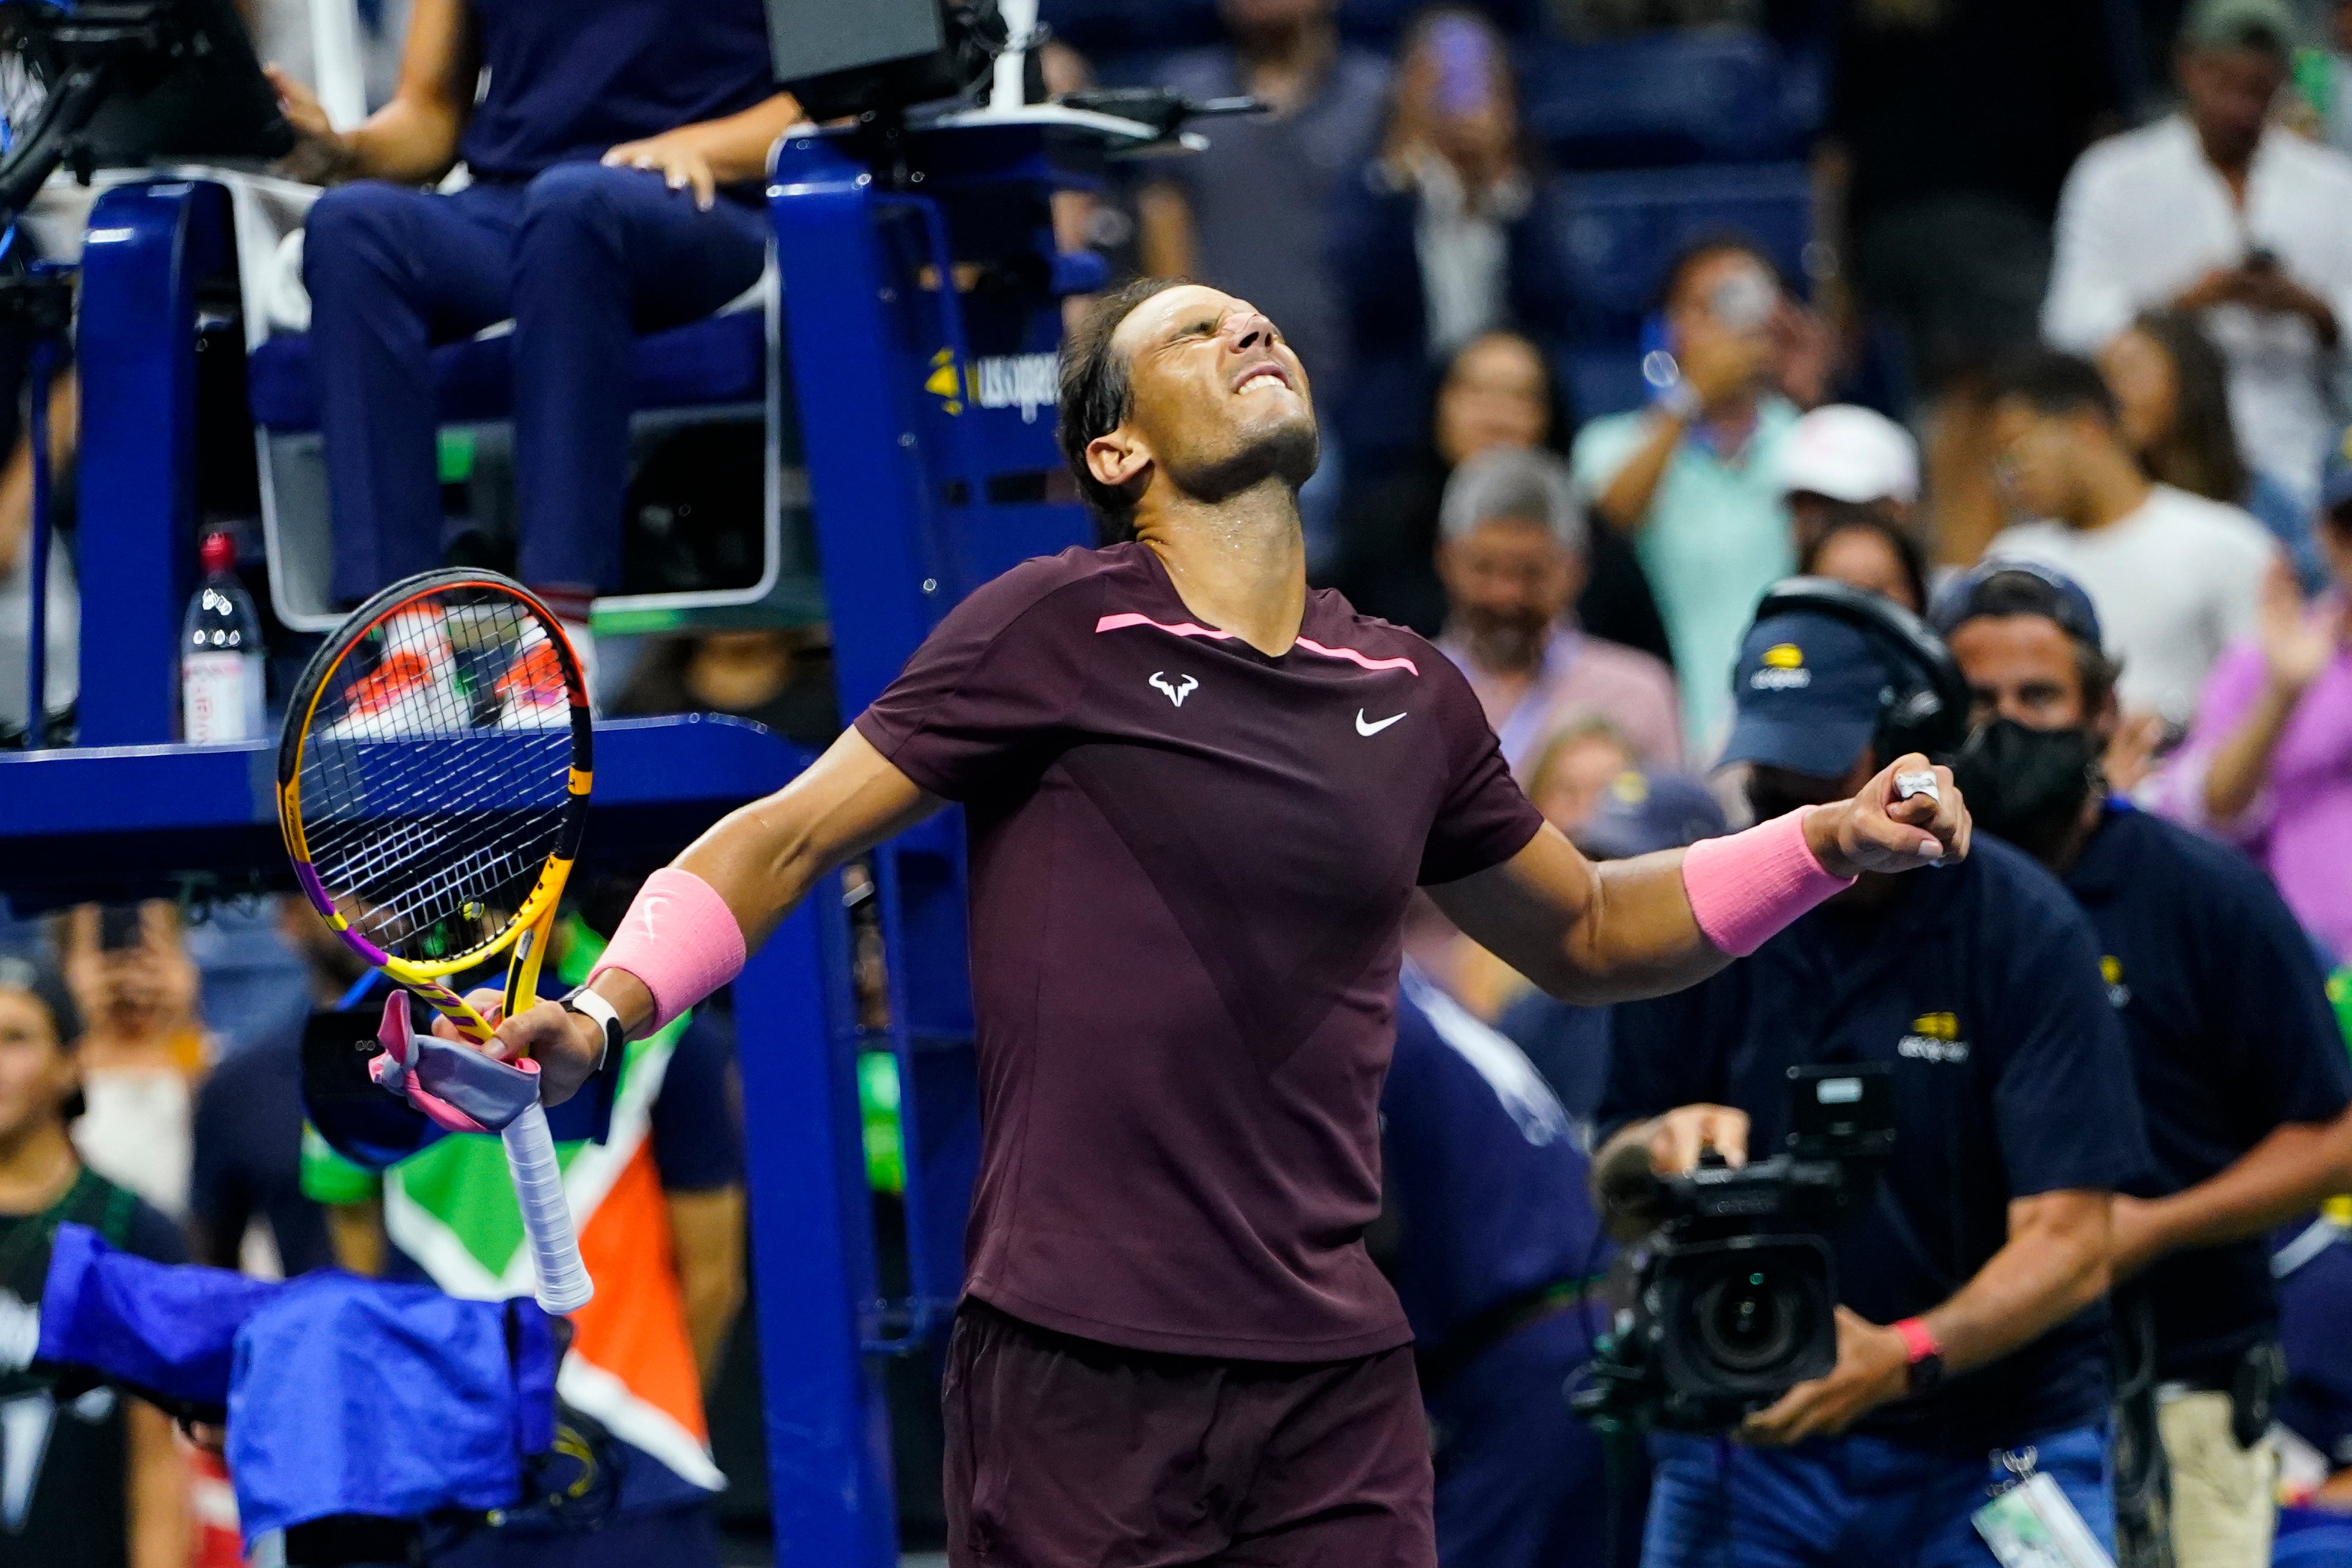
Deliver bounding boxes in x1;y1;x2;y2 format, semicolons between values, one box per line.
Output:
1777;405;1920;506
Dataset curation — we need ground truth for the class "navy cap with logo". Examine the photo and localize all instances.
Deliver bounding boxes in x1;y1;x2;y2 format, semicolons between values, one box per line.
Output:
1575;768;1730;860
1720;612;1903;779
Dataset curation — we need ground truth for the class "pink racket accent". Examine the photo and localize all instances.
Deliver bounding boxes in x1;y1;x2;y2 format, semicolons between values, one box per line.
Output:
589;867;746;1031
1679;809;1855;958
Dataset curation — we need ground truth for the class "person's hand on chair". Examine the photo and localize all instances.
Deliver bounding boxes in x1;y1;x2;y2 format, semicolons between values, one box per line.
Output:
603;132;719;211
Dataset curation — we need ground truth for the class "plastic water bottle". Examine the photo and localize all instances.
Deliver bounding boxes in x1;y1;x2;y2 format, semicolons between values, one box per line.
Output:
181;532;265;742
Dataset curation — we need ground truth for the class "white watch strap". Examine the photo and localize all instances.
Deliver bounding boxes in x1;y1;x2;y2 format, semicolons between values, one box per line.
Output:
561;986;624;1070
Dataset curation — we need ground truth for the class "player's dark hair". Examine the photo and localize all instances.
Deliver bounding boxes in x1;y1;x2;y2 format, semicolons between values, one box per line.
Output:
1955;568;2124;714
1058;276;1192;542
1987;347;2120;427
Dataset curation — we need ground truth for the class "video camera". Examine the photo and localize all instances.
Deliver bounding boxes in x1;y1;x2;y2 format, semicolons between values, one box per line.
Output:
1575;1064;1894;1432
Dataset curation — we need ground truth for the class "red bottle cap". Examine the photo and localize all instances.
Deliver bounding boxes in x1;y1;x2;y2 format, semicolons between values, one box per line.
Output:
200;532;236;576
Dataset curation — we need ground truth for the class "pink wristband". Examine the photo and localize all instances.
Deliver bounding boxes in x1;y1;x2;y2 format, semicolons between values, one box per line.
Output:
588;868;747;1032
1679;808;1855;958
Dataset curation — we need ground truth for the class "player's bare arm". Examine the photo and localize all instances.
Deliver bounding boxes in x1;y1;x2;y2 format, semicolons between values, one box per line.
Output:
1430;751;1969;1006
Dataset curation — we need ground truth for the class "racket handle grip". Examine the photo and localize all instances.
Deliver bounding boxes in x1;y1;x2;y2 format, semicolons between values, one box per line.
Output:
502;1103;593;1314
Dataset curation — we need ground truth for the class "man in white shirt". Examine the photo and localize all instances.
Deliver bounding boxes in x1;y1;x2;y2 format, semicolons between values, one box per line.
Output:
1987;350;2275;731
2042;0;2352;504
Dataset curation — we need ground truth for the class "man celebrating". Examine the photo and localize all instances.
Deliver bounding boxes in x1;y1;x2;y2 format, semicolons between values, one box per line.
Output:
452;280;1967;1566
1596;585;2148;1567
1936;561;2352;1568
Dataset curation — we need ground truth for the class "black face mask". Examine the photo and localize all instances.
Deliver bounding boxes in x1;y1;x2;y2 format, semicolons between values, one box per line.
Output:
1949;719;2100;861
1745;777;1833;827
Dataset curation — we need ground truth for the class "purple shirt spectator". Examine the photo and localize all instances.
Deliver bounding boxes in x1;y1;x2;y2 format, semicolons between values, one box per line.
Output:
1439;627;1683;775
2158;619;2352;958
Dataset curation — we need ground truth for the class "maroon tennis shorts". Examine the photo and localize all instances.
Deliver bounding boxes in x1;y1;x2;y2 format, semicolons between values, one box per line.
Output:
941;1299;1436;1568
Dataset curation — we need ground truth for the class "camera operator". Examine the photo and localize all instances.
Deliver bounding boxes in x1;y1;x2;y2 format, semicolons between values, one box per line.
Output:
1934;561;2352;1568
1592;582;2150;1566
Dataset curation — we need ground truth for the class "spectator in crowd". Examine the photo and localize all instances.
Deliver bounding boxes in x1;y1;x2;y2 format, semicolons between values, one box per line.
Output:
2157;433;2352;960
1328;7;1572;469
1807;0;2125;562
2275;1220;2352;1509
186;899;354;1280
612;625;840;748
1936;561;2352;1568
1137;0;1388;553
275;0;799;681
0;953;189;1568
1524;717;1639;836
2043;0;2352;507
2300;0;2352;159
1596;595;2147;1567
1495;764;1724;1123
1374;964;1620;1568
1986;349;2274;732
2098;308;2324;590
1777;402;1921;559
1575;236;1802;757
0;372;76;740
54;903;208;1222
1333;328;1671;665
306;904;747;1566
1434;447;1682;773
1799;514;1931;613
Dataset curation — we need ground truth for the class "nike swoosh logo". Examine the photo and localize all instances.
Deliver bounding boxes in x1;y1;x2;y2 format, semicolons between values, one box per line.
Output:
1356;710;1406;736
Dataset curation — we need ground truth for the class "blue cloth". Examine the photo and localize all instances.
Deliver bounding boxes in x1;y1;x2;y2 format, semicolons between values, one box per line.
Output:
2062;804;2352;1383
33;1226;559;1548
427;1501;720;1567
37;1224;279;1411
1383;970;1605;1351
302;165;768;600
1641;1422;2113;1568
1602;838;2152;1452
456;0;775;181
228;1275;558;1548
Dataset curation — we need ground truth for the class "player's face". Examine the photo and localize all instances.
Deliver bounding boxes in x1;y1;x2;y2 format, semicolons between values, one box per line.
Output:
1949;614;2094;732
0;991;73;1146
1108;285;1319;506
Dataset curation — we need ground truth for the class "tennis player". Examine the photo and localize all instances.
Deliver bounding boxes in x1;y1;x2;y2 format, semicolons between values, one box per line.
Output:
454;278;1971;1566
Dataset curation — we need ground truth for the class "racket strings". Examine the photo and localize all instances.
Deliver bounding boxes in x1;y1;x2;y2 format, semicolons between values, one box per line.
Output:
294;593;579;965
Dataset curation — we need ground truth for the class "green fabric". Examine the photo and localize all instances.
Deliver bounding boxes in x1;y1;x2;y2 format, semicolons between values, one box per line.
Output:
2330;964;2351;1053
1571;398;1800;756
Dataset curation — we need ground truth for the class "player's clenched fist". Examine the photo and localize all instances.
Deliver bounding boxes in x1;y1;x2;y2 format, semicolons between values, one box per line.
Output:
1800;752;1971;878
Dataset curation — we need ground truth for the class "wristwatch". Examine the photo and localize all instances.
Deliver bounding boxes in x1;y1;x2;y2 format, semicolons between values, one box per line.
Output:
558;985;625;1073
1893;1316;1945;1396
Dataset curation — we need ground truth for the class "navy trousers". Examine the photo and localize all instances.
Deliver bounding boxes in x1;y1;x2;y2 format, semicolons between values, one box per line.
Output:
303;164;769;602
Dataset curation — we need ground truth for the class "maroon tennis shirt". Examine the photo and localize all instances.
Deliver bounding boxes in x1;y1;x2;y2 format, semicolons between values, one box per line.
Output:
854;542;1544;1360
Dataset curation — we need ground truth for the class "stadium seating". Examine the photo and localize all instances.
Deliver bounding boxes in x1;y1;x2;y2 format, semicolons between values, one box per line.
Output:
1517;32;1825;171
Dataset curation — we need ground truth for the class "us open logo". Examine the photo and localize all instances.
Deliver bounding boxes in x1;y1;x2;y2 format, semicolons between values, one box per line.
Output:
1749;643;1812;691
1897;1011;1969;1064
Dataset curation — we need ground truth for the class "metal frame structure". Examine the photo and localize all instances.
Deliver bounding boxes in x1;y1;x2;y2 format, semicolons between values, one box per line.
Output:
0;103;1156;1564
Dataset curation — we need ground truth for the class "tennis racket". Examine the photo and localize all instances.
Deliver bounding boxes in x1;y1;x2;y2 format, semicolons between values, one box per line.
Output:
276;568;594;1313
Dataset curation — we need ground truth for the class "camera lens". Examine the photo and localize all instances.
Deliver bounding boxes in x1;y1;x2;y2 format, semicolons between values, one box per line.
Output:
1694;1269;1802;1375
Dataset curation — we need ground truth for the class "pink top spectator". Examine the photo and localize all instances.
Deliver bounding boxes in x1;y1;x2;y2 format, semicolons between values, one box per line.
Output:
1439;626;1684;776
2157;625;2352;959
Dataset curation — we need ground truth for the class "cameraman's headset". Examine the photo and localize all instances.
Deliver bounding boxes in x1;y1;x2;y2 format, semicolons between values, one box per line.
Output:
1748;577;1973;765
